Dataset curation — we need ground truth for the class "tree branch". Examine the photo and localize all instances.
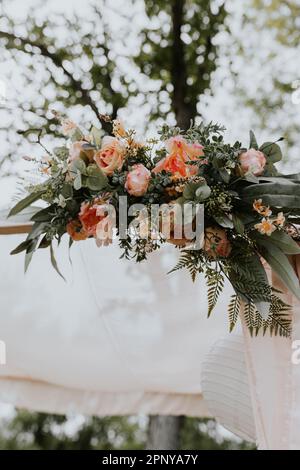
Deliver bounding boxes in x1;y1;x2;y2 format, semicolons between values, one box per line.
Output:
0;30;113;133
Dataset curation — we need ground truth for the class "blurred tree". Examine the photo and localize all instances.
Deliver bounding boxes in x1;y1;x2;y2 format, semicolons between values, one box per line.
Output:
0;411;145;450
0;410;253;450
0;0;226;172
0;0;228;450
135;0;226;129
221;0;300;165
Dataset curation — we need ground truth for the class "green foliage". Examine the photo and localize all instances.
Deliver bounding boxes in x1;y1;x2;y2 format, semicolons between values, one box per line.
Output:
0;411;145;450
136;0;226;127
228;294;241;332
0;411;253;450
205;268;224;317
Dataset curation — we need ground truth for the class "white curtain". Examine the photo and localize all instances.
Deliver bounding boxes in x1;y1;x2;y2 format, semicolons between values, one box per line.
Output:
0;234;230;417
240;258;300;449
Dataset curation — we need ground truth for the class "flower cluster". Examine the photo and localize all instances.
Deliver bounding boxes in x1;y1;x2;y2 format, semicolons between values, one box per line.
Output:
9;115;300;336
253;199;285;236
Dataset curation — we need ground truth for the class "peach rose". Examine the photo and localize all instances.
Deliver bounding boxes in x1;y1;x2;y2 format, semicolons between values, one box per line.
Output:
154;135;204;178
69;141;95;163
239;148;266;176
79;201;107;237
94;136;126;176
204;227;232;258
66;219;88;241
125;164;151;197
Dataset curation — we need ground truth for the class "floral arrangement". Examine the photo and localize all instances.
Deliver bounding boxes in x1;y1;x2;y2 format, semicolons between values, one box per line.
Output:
9;112;300;336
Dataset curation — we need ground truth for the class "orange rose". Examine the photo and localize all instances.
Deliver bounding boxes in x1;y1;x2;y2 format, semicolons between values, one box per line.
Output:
94;136;126;176
125;164;151;197
66;219;88;241
153;136;204;178
204;227;232;258
79;201;107;237
239;148;266;176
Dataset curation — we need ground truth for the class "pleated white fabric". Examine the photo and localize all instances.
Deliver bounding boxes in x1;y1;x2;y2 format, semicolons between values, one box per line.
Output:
0;233;230;417
201;334;255;442
240;259;300;450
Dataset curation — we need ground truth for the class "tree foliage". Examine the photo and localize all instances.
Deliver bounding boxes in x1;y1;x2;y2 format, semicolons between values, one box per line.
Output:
0;411;253;450
0;0;226;174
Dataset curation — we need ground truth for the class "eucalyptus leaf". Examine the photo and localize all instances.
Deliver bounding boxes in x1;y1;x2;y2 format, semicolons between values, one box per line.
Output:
249;130;258;150
195;185;211;202
213;214;234;229
27;222;48;240
73;172;82;190
10;239;33;255
232;214;245;234
254;231;300;255
90;126;103;147
8;190;46;217
85;164;108;191
260;244;300;299
24;237;39;272
183;182;211;202
31;206;55;222
50;243;65;281
260;142;282;163
69;158;86;175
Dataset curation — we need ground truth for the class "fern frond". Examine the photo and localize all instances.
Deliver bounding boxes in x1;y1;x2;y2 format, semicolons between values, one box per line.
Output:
169;251;203;281
206;270;224;317
228;294;241;332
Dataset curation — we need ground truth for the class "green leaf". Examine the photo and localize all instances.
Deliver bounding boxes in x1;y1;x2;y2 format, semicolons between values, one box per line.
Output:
31;206;54;222
8;190;45;217
85;164;108;191
260;244;300;299
243;174;259;184
27;222;47;241
218;168;230;183
38;235;51;249
242;180;300;208
254;231;300;255
183;182;211;202
214;214;234;229
10;239;33;255
232;214;245;234
69;159;86;175
61;183;73;199
249;130;258;150
284;172;300;181
73;172;82;190
24;237;39;272
90;126;103;147
70;128;84;143
260;142;282;163
50;243;65;281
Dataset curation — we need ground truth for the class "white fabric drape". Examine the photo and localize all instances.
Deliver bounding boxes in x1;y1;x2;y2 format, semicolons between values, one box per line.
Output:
0;234;230;417
240;259;300;449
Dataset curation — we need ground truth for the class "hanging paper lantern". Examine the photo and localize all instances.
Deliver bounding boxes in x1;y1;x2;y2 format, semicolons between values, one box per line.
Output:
201;333;256;443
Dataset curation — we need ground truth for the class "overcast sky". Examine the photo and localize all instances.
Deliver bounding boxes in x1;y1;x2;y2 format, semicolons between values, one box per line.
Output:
0;0;300;206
